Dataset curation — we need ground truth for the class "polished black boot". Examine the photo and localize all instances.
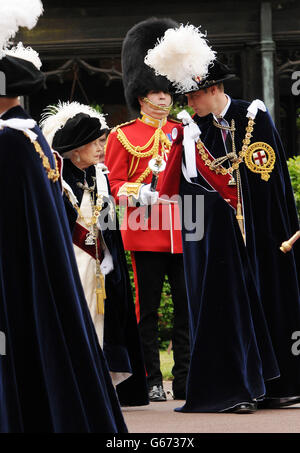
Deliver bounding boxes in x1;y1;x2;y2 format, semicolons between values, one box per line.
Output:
223;401;257;414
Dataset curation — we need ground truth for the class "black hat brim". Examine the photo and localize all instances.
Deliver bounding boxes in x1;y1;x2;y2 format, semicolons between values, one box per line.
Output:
52;113;107;155
0;55;44;97
184;73;236;94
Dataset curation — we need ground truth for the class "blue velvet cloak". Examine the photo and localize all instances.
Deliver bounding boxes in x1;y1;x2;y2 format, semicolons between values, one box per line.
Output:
62;160;149;407
0;106;128;432
170;99;300;412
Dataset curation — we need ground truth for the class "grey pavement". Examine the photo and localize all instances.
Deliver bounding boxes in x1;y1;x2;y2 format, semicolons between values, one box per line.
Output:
122;381;300;433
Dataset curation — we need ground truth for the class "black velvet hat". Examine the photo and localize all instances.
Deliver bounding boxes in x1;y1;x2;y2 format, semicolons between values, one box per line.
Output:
187;59;235;93
52;113;106;155
122;17;178;115
0;55;45;97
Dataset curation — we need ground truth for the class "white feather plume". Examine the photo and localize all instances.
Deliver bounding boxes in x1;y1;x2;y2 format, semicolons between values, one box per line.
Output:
5;42;42;69
144;24;216;92
0;0;43;59
40;101;108;147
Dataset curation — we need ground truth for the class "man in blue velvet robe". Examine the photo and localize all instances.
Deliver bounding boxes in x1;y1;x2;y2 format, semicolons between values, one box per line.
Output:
146;26;300;413
0;30;127;435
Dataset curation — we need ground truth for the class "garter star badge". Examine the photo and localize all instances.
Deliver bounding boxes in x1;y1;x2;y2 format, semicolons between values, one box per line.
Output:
244;141;276;181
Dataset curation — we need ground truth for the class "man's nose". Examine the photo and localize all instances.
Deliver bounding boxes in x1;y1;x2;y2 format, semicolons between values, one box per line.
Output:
158;91;167;99
186;95;193;107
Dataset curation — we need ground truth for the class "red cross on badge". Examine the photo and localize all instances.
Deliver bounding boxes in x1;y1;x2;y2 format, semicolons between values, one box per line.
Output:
253;150;267;166
245;141;276;181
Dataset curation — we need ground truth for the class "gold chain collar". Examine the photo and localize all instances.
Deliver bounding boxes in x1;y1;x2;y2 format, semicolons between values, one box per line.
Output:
196;117;255;244
23;132;60;183
64;188;104;229
197;118;255;177
64;186;106;314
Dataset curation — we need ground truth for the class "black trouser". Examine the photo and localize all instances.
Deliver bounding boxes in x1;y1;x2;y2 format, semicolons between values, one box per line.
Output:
132;251;190;394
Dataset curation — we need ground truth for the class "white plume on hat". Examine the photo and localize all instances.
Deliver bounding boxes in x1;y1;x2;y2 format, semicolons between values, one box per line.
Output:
5;42;42;69
40;101;108;147
144;24;216;93
0;0;43;59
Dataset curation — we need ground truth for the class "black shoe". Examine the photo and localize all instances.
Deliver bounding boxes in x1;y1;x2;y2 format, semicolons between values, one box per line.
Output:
223;402;257;414
148;384;167;402
258;396;300;409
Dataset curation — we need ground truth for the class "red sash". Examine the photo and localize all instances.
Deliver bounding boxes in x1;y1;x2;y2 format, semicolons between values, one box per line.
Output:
160;125;238;210
195;145;238;210
72;222;102;261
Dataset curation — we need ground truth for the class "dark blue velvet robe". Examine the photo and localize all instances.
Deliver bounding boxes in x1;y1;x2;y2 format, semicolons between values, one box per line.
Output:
0;106;128;432
62;160;149;407
164;99;300;412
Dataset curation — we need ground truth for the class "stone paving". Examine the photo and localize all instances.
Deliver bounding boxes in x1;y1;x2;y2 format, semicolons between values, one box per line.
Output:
122;381;300;433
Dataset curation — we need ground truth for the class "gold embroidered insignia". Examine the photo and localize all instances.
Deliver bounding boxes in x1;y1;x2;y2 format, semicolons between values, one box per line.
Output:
244;141;276;181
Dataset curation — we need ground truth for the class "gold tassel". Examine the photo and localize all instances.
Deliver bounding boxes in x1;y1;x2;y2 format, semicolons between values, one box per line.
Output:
236;202;246;244
96;273;106;315
235;169;246;244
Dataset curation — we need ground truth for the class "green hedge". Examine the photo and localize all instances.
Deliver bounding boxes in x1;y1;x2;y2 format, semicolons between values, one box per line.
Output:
287;155;300;217
169;101;194;120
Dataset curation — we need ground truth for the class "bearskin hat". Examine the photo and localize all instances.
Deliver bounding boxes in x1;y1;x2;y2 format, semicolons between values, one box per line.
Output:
122;17;178;115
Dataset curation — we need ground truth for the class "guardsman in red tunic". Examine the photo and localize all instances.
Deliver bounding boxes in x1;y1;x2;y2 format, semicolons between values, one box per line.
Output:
105;18;190;402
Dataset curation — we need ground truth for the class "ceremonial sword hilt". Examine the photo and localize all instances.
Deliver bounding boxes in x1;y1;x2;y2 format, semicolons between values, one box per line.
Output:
145;155;166;221
280;230;300;253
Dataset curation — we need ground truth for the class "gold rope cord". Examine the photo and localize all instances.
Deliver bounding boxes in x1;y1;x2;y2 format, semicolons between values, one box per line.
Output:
196;118;255;177
117;127;171;183
128;156;140;179
197;118;256;244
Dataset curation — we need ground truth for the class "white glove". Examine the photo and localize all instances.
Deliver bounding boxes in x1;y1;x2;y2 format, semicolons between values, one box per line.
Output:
177;110;200;178
139;184;159;205
100;247;114;276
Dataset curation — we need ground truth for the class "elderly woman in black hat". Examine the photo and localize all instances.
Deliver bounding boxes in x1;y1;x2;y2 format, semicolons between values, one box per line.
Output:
41;102;149;406
42;104;113;344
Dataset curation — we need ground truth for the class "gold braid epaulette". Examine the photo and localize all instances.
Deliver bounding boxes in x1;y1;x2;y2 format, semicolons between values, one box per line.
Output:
111;119;136;134
104;120;136;156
